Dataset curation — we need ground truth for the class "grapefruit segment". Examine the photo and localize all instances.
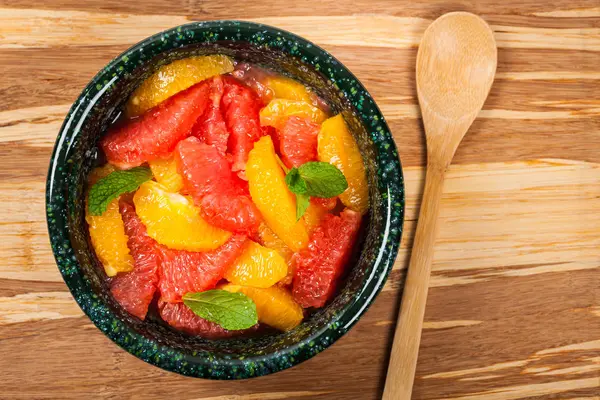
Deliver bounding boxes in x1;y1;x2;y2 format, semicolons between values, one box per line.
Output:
279;116;320;169
110;200;160;320
158;234;247;303
191;76;230;154
175;137;261;234
292;208;362;308
158;300;254;339
221;77;263;172
101;80;210;169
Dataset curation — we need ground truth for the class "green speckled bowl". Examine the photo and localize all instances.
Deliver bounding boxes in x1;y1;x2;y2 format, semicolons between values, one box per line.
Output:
46;21;404;379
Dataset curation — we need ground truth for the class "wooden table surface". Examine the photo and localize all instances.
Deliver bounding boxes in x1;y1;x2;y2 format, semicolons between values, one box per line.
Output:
1;1;599;399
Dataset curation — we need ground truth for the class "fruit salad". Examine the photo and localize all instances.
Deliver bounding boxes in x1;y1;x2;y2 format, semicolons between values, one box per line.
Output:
86;55;370;338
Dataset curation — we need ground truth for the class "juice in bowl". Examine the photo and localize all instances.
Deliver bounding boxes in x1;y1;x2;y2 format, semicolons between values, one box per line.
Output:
46;21;404;379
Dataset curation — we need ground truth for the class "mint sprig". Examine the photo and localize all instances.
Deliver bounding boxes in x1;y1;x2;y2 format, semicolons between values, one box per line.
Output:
88;166;152;216
284;162;348;219
295;193;310;221
285;168;307;194
297;162;348;197
183;290;258;331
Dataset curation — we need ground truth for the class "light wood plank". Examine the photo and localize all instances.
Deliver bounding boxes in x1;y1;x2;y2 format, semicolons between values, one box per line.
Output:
2;9;600;51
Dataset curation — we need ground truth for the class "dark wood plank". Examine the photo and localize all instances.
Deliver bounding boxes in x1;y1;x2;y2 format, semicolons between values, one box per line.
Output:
0;269;598;399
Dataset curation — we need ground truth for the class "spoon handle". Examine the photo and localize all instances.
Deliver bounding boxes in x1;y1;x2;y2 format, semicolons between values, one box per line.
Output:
383;164;446;399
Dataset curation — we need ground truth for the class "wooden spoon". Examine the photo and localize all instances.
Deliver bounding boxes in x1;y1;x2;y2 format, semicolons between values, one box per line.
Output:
382;12;497;399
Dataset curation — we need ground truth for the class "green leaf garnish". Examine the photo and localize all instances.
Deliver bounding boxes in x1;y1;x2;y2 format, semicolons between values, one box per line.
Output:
183;290;258;331
88;166;152;216
285;161;348;198
284;162;348;219
295;193;310;221
285;167;308;194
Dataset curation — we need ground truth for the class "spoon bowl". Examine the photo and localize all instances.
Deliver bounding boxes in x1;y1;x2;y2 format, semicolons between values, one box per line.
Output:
417;12;497;165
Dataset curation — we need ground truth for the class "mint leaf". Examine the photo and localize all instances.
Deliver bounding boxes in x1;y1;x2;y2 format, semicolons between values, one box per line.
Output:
88;166;152;216
295;193;310;221
183;290;257;330
285;168;307;195
298;162;348;198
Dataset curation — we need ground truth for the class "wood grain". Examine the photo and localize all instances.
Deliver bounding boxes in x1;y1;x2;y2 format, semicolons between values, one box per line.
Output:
0;1;599;399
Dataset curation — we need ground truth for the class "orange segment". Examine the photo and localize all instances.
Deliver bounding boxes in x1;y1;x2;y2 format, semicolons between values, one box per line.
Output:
224;241;288;288
133;181;231;251
246;136;309;252
256;223;293;262
259;99;327;130
221;283;303;331
88;163;116;185
86;165;133;277
126;55;234;117
318;115;369;214
86;200;134;277
256;223;294;286
303;201;331;234
263;76;313;103
149;156;184;193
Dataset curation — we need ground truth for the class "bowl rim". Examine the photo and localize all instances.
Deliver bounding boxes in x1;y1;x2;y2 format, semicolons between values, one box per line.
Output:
46;20;405;379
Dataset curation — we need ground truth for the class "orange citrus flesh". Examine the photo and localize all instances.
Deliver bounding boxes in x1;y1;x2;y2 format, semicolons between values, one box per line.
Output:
133;181;231;251
256;222;293;262
86;200;134;277
224;241;288;288
256;222;295;286
221;283;303;331
88;163;116;185
318;115;369;214
263;76;313;103
86;165;133;277
149;155;184;193
125;55;234;118
259;99;327;130
303;201;332;234
246;136;308;252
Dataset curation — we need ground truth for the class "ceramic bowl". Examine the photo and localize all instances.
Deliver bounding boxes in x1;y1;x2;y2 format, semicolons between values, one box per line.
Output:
46;21;404;379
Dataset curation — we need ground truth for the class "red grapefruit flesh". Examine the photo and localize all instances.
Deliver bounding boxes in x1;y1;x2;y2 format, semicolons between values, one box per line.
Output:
311;196;338;210
175;137;261;234
158;300;254;339
110;200;160;320
158;234;247;303
191;76;229;154
262;125;280;152
279;116;320;168
101;80;210;169
221;77;263;172
292;208;362;308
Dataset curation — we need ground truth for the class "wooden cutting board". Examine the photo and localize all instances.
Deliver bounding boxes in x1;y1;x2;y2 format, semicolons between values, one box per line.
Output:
0;1;598;399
